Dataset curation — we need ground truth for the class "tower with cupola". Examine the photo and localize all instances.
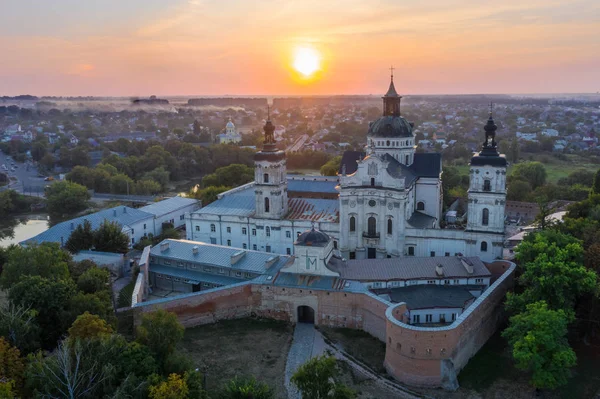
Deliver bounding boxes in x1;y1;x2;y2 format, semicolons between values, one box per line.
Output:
466;106;507;234
254;109;288;219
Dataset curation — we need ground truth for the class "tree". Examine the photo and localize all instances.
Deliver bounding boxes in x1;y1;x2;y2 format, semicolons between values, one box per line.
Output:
291;355;356;399
9;276;76;348
136;309;184;367
68;259;96;281
40;153;56;170
202;164;254;188
110;174;135;195
320;156;342;176
148;374;188;399
0;337;25;391
0;303;40;354
31;141;47;162
65;219;94;253
45;181;90;217
77;267;110;294
507;231;597;313
557;168;595;187
68;291;115;326
507;179;532;202
68;312;113;342
93;220;130;254
511;162;546;190
192;185;229;206
0;243;72;289
221;376;274;399
502;301;576;390
118;342;158;379
593;169;600;195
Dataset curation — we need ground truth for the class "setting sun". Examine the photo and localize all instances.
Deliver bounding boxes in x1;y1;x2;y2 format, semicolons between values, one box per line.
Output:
292;46;320;77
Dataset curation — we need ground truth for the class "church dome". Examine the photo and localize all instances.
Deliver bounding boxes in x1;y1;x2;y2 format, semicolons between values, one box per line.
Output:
367;115;413;138
294;228;330;247
226;118;235;129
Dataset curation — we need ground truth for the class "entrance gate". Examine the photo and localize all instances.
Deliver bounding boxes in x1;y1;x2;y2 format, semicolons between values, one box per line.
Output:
297;305;315;323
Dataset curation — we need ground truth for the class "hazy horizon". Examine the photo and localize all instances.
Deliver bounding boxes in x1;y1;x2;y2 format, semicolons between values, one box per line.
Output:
2;0;599;97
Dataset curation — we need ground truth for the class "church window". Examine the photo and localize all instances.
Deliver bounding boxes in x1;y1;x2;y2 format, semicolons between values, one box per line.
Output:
264;173;269;183
367;217;377;236
286;231;291;238
210;224;216;232
252;229;256;236
266;226;271;237
368;199;377;207
226;227;231;233
481;241;488;252
483;179;491;192
265;197;270;213
349;216;356;232
386;140;390;146
387;219;393;235
195;226;199;231
242;227;247;235
482;208;489;226
408;246;415;256
417;201;425;211
405;155;409;164
371;177;375;187
227;239;231;246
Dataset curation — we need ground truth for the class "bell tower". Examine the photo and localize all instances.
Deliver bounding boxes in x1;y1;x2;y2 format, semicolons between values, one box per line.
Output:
254;108;288;219
466;104;507;234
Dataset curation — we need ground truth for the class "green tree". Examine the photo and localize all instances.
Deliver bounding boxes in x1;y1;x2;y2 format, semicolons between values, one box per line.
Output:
593;169;600;194
67;312;113;341
9;276;76;348
135;179;162;195
118;342;158;379
202;164;254;188
511;161;547;190
77;267;110;294
143;167;170;191
148;373;189;399
31;141;47;162
65;219;95;253
136;309;184;367
110;173;135;195
0;303;40;354
93;220;130;253
40;153;55;170
68;291;115;326
0;337;25;392
45;181;90;217
191;185;229;206
221;376;274;399
507;179;532;202
68;259;96;281
502;301;576;390
291;355;356;399
320;156;342;176
507;231;597;313
0;243;72;289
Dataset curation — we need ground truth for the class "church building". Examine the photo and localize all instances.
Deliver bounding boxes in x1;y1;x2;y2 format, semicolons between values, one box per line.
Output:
217;117;242;144
186;74;507;262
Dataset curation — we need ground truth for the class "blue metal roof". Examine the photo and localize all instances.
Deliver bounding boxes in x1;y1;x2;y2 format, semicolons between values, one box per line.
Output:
140;196;199;216
22;206;153;246
253;272;367;293
150;239;292;274
150;264;243;286
196;187;256;217
287;178;338;194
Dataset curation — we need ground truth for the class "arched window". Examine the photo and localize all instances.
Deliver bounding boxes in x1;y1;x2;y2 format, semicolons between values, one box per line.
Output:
266;226;271;237
405;155;409;164
482;208;489;226
417;201;425;211
387;219;393;235
481;241;488;252
349;216;356;232
368;217;377;236
264;197;270;213
264;173;269;183
483;179;491;192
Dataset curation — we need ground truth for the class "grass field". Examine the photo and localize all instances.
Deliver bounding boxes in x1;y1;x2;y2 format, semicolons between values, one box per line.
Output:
178;318;293;398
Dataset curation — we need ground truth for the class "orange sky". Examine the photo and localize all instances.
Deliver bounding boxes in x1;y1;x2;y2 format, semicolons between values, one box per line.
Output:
1;0;599;96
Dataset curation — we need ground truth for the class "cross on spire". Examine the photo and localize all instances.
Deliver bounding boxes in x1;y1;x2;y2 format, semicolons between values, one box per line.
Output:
390;65;395;81
267;105;271;120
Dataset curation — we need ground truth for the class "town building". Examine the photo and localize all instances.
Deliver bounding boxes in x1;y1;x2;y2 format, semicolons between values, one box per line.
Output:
186;75;508;262
217;118;242;144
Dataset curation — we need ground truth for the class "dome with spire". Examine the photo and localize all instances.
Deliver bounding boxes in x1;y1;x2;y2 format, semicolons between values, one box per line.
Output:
367;71;413;139
226;117;235;129
470;104;507;167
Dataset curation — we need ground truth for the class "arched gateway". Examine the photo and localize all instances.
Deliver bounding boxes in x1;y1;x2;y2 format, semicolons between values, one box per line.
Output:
297;305;315;324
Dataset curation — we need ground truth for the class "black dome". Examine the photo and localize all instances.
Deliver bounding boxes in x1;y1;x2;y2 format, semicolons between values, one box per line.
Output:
294;228;330;247
367;116;413;138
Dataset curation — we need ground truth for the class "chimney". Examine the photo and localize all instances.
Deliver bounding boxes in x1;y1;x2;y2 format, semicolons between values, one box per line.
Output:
230;250;246;265
435;263;444;277
113;209;117;217
160;242;170;252
192;246;199;255
123;207;127;214
70;222;74;230
265;255;279;269
460;257;474;274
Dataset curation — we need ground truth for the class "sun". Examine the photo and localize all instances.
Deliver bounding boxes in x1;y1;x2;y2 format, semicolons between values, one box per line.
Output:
293;46;320;77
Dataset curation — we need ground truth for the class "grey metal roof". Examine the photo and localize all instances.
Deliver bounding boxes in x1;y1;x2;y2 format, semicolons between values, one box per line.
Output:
287;178;338;194
73;250;123;265
339;151;365;175
327;256;490;281
150;239;292;274
407;211;437;228
410;153;442;178
253;272;366;293
385;285;475;310
22;206;154;246
140;196;199;216
381;153;417;184
196;187;256;217
367;116;413;138
150;264;242;286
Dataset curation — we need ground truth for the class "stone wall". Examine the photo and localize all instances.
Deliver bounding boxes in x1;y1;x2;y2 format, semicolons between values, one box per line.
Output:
383;260;515;389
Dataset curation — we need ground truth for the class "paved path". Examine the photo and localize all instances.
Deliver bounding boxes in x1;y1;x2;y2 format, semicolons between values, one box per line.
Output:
284;323;422;399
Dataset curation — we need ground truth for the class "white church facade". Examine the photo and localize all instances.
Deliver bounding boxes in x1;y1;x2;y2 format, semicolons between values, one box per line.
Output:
217;118;242;144
186;75;507;262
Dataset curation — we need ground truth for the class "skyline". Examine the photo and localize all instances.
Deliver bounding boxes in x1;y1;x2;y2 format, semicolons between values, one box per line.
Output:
1;0;599;97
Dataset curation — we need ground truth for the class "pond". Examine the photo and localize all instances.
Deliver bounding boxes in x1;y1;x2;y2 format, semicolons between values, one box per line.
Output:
0;216;50;247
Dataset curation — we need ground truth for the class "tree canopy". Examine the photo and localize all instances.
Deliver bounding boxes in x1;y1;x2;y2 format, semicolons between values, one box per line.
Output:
45;180;90;217
511;161;547;190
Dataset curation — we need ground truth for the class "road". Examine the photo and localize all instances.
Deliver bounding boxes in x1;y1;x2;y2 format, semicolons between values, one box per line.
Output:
0;152;49;195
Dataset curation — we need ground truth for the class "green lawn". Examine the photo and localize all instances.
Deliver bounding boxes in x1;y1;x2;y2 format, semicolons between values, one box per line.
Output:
319;327;387;374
